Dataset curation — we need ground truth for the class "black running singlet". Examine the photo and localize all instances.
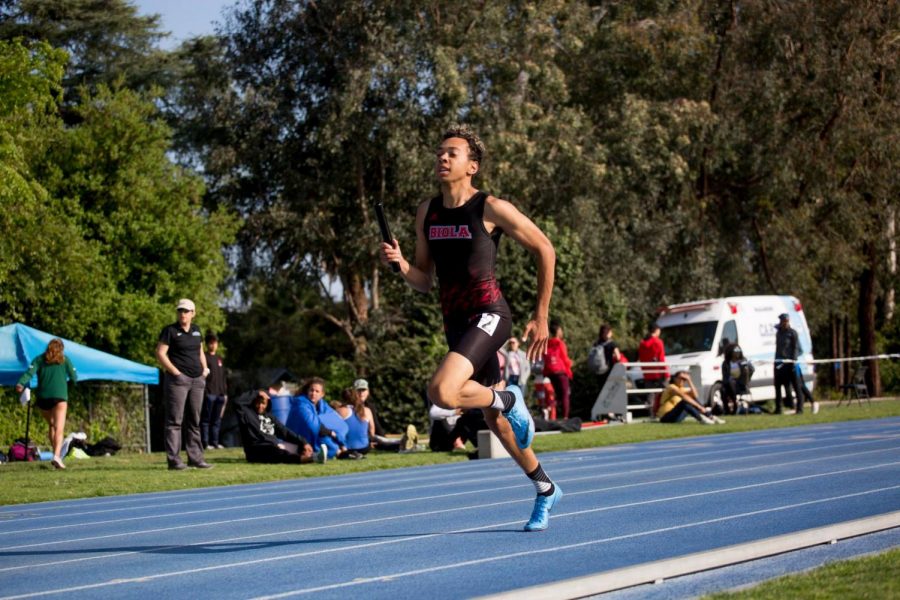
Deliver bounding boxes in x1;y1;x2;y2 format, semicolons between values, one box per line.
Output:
424;191;511;323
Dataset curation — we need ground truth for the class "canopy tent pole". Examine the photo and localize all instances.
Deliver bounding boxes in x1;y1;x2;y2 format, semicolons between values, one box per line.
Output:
143;385;151;454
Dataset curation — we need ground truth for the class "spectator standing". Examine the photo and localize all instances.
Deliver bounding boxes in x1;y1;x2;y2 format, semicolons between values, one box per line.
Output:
774;313;803;414
543;321;574;419
638;323;668;415
235;391;314;464
156;298;213;470
592;324;624;393
502;337;531;390
15;339;77;469
657;371;724;424
201;333;228;449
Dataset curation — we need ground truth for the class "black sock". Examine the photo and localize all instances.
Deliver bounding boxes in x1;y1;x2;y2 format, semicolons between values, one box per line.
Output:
526;463;555;497
493;390;516;412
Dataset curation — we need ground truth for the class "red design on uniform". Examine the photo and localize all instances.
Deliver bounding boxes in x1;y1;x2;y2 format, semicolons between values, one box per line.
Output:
429;225;472;240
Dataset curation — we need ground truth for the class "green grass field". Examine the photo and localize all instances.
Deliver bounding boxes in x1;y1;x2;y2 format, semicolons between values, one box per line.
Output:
3;399;898;598
704;546;900;599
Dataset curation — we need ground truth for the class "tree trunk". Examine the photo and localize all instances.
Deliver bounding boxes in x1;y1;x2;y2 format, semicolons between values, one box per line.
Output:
886;206;896;322
857;242;880;397
830;314;841;388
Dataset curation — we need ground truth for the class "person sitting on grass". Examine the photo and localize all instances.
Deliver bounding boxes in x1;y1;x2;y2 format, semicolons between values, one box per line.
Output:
334;388;374;457
657;371;725;425
291;377;361;461
235;390;317;464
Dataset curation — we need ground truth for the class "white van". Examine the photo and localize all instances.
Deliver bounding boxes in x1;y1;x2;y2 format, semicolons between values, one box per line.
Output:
654;295;814;406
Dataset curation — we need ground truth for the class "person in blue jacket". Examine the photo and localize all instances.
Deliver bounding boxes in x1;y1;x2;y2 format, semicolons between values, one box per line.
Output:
291;377;353;461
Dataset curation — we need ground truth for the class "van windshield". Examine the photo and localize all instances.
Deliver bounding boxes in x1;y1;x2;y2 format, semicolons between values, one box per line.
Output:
661;321;718;355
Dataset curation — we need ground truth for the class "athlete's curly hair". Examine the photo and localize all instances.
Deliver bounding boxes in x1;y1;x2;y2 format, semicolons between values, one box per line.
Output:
442;124;485;165
44;338;65;365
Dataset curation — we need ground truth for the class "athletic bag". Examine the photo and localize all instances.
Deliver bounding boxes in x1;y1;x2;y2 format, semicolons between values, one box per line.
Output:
587;343;610;375
9;439;38;462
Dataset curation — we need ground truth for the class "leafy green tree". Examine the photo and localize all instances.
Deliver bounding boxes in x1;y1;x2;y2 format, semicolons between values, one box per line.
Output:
34;85;239;361
0;0;175;101
0;39;108;339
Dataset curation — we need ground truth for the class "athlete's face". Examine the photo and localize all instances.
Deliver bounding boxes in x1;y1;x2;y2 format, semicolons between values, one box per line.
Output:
434;138;478;182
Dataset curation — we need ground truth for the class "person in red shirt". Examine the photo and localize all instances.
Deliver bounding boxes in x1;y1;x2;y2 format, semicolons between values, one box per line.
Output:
543;321;574;419
637;322;668;415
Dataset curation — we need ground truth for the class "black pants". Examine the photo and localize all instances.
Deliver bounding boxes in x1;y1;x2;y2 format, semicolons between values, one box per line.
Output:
660;400;705;423
244;444;303;464
430;410;487;451
774;364;802;413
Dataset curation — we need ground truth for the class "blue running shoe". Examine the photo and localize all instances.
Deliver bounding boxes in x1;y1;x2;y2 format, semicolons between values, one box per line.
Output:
503;385;534;449
524;485;563;532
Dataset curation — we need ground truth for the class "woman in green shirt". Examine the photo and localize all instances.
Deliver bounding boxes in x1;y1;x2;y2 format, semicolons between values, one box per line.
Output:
15;338;78;469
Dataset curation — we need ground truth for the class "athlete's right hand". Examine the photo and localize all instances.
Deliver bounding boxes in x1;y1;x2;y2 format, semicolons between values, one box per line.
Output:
380;239;404;269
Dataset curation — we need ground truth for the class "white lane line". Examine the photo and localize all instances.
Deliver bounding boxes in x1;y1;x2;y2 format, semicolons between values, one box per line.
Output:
5;431;899;535
2;455;897;580
2;418;892;518
3;445;897;573
5;435;899;543
250;485;900;600
4;478;899;600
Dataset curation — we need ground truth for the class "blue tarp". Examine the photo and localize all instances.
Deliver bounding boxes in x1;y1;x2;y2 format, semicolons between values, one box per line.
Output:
0;323;158;386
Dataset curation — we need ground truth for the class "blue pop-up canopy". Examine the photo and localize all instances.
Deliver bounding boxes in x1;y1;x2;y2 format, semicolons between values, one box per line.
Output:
0;323;158;386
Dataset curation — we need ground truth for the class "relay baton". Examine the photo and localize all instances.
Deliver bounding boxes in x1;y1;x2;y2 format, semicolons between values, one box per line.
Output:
374;202;400;272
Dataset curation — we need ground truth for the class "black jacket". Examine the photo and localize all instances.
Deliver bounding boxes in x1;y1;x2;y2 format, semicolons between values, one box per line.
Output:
775;327;801;361
235;401;307;452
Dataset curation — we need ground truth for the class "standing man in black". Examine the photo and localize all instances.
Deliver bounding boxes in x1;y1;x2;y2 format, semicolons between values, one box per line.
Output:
201;333;228;449
774;312;803;414
156;299;213;470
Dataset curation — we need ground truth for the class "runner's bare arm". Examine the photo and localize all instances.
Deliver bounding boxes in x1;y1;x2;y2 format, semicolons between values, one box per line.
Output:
380;200;435;293
485;197;555;362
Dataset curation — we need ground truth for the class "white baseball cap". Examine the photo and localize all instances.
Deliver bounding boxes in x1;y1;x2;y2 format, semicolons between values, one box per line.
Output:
176;298;196;312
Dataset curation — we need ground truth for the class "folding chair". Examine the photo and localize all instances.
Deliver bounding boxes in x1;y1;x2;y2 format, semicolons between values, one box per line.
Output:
838;365;870;407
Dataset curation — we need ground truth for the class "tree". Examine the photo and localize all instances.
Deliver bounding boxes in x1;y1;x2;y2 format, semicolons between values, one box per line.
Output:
0;0;175;102
33;84;239;361
0;39;108;339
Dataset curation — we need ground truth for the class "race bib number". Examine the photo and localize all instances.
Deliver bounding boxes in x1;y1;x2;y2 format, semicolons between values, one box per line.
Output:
476;313;501;336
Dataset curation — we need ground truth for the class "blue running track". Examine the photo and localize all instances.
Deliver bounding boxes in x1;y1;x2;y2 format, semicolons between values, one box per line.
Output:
1;418;899;599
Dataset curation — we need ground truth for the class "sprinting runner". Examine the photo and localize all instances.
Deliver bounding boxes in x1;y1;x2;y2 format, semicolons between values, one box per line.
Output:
380;124;562;531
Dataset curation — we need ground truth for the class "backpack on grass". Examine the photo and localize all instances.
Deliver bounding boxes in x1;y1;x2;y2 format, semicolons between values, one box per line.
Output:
9;439;38;462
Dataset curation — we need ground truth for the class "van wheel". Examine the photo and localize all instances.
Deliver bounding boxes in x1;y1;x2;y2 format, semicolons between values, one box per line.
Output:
708;382;723;410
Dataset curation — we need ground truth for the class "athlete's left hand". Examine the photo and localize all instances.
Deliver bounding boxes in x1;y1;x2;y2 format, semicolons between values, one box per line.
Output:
522;317;549;362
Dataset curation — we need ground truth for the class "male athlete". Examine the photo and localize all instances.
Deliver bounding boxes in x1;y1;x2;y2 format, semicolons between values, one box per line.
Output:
380;125;562;531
